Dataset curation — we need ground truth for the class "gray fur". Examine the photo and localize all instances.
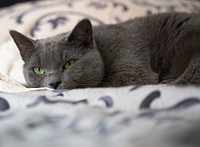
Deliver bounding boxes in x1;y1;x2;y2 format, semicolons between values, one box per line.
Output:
10;12;200;89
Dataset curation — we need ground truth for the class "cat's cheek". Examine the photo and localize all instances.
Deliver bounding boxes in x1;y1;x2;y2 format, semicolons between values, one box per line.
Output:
57;78;74;89
26;73;45;88
57;82;74;90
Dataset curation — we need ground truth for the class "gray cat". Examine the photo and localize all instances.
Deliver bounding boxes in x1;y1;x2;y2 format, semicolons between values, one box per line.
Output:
10;12;200;89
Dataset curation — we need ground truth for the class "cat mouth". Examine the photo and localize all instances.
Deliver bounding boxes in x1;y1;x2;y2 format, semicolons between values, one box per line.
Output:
47;81;62;89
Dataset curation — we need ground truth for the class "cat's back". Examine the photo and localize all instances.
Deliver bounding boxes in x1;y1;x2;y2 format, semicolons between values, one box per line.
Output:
93;13;199;63
136;12;200;80
144;13;200;77
93;12;200;80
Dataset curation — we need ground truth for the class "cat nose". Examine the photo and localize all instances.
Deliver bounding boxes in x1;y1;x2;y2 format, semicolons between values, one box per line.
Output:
48;81;61;89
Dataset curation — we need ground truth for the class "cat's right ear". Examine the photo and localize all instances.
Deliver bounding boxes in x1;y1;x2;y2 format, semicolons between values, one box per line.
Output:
9;30;35;61
67;19;93;47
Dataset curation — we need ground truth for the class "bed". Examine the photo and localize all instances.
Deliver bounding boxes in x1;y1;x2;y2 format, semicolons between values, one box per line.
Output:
0;0;200;146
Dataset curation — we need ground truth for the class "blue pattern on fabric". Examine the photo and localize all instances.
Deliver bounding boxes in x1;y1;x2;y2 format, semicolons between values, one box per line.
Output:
0;97;9;111
99;96;114;108
139;90;161;109
27;96;88;108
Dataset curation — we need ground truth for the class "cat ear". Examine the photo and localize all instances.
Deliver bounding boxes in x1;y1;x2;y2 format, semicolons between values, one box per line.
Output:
67;19;93;47
9;30;35;61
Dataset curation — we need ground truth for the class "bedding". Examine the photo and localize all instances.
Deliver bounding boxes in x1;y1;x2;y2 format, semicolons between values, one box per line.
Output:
0;0;200;147
0;85;200;147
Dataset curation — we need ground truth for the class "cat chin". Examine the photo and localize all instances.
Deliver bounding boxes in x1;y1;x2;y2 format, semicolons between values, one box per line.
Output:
55;82;101;89
54;83;77;89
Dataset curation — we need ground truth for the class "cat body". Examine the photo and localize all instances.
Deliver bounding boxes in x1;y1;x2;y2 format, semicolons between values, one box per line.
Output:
10;12;200;89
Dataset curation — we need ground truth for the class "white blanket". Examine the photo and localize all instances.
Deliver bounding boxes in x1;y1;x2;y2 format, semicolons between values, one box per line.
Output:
0;85;199;147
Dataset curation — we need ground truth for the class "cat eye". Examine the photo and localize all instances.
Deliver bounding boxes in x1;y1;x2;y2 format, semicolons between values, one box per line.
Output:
64;60;76;69
33;67;45;75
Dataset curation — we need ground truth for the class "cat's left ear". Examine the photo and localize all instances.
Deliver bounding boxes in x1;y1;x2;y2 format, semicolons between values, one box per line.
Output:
67;19;93;47
9;30;36;61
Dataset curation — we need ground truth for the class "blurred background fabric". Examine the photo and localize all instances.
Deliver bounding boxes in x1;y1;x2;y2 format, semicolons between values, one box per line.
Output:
0;0;33;8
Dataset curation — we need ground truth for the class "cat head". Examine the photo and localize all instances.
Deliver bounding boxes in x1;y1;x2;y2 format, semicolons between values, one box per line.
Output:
10;19;104;89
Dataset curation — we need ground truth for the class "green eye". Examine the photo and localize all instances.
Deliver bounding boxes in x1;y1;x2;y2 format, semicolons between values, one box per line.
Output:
64;60;75;69
33;67;45;75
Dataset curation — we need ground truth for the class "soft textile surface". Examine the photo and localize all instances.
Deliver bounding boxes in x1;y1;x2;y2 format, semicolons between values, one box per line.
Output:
1;0;200;43
0;85;200;147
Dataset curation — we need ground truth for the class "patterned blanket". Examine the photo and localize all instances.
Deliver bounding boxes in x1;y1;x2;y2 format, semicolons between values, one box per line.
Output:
0;85;200;147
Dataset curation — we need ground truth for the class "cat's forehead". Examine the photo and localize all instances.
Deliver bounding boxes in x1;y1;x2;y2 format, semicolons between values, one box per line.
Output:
38;33;69;44
36;33;71;52
49;32;70;41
